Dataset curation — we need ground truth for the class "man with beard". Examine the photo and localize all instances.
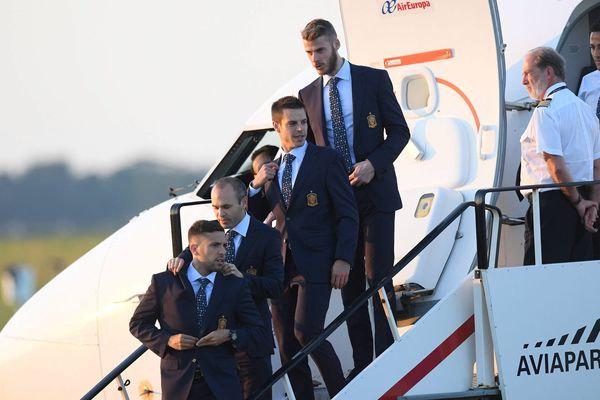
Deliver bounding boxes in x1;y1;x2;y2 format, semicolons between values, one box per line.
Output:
130;220;267;400
297;18;410;381
519;47;600;265
167;177;284;400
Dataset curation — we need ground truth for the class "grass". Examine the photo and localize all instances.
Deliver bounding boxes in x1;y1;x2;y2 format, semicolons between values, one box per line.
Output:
0;233;108;329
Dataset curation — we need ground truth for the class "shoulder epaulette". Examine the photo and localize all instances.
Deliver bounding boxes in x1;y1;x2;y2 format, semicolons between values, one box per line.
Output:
536;98;552;108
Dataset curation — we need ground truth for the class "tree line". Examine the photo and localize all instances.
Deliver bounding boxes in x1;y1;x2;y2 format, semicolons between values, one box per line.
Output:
0;161;206;236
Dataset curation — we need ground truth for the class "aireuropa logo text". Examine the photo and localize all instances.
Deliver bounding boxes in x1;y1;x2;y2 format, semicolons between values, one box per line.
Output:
381;0;432;15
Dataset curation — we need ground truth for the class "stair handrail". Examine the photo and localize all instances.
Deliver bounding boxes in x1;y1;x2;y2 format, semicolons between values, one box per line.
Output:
84;179;599;399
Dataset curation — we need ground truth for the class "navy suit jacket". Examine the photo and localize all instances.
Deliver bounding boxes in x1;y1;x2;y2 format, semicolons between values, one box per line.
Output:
264;143;359;283
298;63;410;212
178;215;284;357
129;267;267;400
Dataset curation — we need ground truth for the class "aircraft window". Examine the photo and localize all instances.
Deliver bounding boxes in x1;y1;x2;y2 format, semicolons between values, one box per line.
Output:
195;130;280;198
405;76;430;110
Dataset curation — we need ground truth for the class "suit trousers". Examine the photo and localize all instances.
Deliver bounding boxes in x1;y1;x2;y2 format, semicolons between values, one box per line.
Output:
524;189;592;265
187;374;216;400
235;351;272;400
271;251;345;400
341;186;396;371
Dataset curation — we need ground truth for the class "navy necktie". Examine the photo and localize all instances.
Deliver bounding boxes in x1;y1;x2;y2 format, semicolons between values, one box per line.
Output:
281;153;295;208
596;95;600;119
196;277;210;333
225;230;238;264
328;76;353;173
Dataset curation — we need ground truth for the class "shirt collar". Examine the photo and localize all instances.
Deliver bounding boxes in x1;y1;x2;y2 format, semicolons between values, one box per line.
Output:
228;212;250;237
322;58;351;87
278;141;308;160
187;264;217;284
544;82;567;98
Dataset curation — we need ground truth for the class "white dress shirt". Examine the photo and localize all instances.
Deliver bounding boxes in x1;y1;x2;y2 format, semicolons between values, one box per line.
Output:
226;212;250;257
520;82;600;195
578;69;600;115
323;59;356;164
276;141;307;189
248;142;308;197
187;267;217;302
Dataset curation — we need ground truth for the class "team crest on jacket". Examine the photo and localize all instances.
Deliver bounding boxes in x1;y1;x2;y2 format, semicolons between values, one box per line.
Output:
367;112;377;128
246;266;257;275
217;315;227;329
307;191;318;207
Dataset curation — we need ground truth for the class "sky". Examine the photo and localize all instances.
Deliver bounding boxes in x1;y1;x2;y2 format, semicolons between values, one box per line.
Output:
0;0;585;177
0;0;342;176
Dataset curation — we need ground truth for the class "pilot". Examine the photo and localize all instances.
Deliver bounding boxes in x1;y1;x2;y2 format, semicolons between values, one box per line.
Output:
249;95;359;400
129;219;267;400
167;177;284;400
577;20;600;259
519;47;600;265
297;18;410;381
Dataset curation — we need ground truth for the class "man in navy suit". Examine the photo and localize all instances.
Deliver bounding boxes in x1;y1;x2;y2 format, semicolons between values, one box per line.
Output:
167;177;284;400
249;96;359;399
130;220;268;400
298;19;410;380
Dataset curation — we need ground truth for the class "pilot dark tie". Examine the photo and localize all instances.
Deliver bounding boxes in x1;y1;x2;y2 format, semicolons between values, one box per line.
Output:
225;230;238;264
281;153;295;208
329;76;353;173
196;277;210;333
596;95;600;119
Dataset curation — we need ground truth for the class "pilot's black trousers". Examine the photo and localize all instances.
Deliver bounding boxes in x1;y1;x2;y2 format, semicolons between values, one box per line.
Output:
524;189;592;265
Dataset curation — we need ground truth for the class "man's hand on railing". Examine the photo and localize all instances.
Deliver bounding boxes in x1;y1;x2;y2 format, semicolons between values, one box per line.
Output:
167;257;185;275
168;334;200;350
582;203;599;233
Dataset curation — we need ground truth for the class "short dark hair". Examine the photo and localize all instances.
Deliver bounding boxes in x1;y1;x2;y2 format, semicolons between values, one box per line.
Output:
529;47;566;80
271;96;305;122
188;219;223;241
591;20;600;33
212;176;247;203
301;19;337;41
251;145;279;163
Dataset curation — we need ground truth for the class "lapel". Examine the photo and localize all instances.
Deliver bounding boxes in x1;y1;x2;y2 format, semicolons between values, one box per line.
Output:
306;77;327;147
350;63;365;141
266;156;286;210
202;272;225;336
234;216;257;266
177;264;196;301
288;143;317;208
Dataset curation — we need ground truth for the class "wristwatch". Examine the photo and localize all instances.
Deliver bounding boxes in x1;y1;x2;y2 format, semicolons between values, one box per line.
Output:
229;329;238;349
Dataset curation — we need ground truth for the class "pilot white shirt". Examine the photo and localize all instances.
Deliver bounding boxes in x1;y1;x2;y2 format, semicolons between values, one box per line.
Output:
187;267;216;302
578;69;600;115
520;82;600;196
323;59;357;164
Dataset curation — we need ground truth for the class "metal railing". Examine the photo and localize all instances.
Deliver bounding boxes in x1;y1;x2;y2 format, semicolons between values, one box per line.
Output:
83;180;599;399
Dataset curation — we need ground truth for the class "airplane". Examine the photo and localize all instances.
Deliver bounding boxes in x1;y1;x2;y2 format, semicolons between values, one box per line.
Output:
2;0;600;398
